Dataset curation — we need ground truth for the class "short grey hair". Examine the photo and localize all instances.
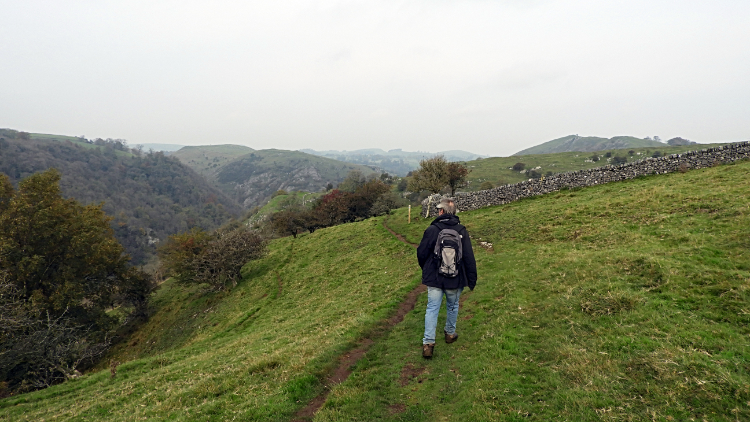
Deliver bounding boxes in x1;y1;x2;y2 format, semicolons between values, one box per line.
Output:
437;198;456;215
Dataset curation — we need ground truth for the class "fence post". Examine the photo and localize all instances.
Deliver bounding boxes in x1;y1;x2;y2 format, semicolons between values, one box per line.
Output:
408;205;411;224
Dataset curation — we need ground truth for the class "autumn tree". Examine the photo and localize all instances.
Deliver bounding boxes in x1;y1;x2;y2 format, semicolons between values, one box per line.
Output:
408;155;449;194
271;209;305;238
446;162;470;196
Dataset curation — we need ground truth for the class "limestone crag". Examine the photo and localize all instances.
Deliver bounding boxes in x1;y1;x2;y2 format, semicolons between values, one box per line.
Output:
422;141;750;217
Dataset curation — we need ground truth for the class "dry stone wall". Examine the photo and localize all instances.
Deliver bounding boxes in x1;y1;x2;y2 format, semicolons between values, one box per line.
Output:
422;141;750;217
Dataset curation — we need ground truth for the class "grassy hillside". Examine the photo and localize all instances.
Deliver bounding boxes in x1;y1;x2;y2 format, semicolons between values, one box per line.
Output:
514;135;668;156
171;145;255;176
324;160;750;421
246;191;325;226
462;143;728;189
3;159;749;421
0;217;421;421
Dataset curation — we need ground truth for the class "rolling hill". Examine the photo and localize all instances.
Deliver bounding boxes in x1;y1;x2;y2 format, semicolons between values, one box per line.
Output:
514;135;672;156
171;145;255;176
300;148;486;176
0;130;242;265
173;146;378;209
4;158;749;421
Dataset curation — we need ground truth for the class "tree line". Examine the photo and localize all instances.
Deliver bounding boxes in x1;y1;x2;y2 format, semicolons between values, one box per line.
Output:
0;136;242;265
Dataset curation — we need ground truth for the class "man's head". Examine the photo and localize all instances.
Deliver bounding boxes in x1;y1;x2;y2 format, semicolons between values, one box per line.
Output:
436;198;456;215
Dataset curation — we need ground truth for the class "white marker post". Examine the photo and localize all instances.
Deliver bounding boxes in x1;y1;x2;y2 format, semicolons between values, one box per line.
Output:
408;205;411;224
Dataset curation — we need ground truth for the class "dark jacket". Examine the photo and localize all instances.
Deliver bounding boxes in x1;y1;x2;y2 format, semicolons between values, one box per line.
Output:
417;214;477;290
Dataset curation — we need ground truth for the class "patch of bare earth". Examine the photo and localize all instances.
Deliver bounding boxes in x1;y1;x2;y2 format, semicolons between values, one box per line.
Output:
388;403;407;415
399;362;427;386
292;221;425;421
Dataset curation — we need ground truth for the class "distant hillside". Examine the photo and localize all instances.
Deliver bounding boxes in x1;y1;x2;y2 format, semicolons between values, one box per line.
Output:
0;130;242;265
514;135;671;156
172;145;255;176
458;143;728;191
172;146;377;209
137;143;186;152
300;148;486;176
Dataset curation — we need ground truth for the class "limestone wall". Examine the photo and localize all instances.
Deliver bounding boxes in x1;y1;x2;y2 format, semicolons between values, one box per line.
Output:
422;141;750;217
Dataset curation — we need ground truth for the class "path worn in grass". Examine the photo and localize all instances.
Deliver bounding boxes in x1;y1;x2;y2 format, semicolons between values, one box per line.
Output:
292;220;424;421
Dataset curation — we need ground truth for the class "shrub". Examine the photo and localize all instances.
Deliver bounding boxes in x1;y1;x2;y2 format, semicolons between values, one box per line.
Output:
613;156;628;164
652;151;662;158
159;227;267;291
590;154;600;162
512;162;526;171
479;181;494;190
605;152;612;158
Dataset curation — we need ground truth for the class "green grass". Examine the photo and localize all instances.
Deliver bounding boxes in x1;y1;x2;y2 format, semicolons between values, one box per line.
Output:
315;160;750;421
171;145;255;176
3;160;750;421
462;143;728;190
0;218;420;421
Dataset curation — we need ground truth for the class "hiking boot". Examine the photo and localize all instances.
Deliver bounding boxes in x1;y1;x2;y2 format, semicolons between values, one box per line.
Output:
444;330;459;344
422;343;435;359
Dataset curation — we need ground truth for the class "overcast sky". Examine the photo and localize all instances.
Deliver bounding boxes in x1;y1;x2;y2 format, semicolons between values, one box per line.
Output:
1;1;748;156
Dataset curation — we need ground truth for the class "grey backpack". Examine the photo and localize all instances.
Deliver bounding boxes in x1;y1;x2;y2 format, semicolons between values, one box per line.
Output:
434;228;463;277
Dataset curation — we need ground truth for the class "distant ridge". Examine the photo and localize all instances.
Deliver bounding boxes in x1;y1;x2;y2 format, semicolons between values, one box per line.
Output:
172;145;376;209
300;148;486;176
137;143;185;152
514;135;669;156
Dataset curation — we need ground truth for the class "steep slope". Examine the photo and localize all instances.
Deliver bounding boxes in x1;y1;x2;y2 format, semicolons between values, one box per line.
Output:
514;135;669;155
4;160;749;421
213;149;377;208
0;134;242;265
0;216;420;421
171;144;255;176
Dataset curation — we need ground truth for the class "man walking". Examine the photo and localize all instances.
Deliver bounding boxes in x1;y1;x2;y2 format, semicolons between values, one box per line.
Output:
417;198;477;358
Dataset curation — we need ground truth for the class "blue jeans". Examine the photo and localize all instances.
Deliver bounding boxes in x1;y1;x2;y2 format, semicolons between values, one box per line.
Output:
423;286;463;345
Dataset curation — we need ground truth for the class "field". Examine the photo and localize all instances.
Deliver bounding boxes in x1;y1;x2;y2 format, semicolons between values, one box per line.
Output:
2;159;749;421
461;143;728;190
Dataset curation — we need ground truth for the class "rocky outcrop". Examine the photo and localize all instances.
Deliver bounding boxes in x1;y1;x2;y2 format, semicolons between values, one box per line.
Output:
423;141;750;217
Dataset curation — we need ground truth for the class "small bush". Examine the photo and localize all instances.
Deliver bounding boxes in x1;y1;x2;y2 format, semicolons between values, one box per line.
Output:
479;181;494;190
159;227;267;291
651;151;662;158
512;162;526;171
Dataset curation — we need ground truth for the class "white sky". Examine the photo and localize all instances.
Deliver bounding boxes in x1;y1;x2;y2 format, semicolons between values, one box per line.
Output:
1;0;748;156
